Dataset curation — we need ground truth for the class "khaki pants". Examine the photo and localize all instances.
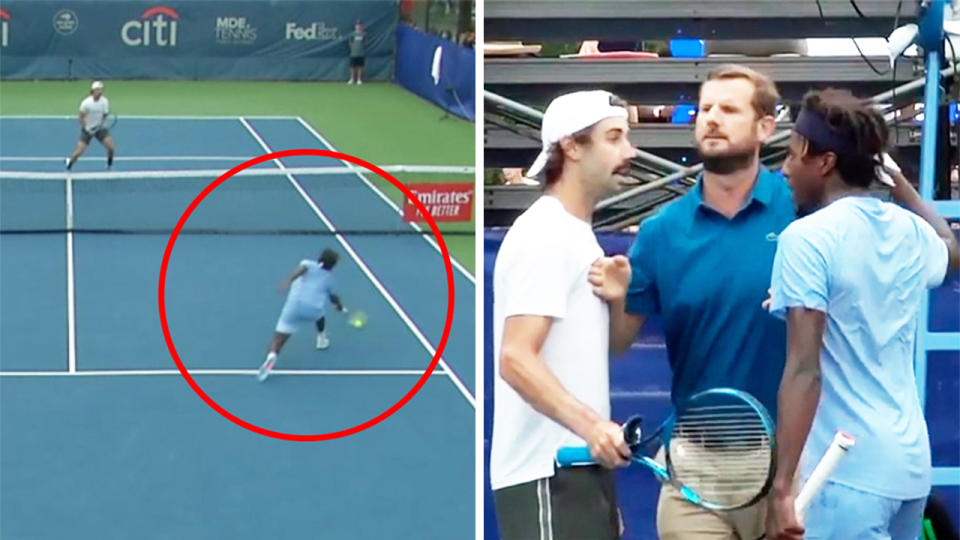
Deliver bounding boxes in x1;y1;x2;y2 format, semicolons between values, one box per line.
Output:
654;445;769;540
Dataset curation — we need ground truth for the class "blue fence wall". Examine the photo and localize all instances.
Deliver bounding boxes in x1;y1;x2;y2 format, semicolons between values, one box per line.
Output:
396;25;475;121
0;1;395;80
483;228;960;540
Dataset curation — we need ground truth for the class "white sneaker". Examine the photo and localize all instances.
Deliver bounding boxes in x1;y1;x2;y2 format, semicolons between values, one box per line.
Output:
357;80;363;85
316;332;330;350
257;353;277;382
347;79;354;85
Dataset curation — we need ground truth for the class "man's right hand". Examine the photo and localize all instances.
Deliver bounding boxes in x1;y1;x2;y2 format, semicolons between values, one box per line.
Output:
587;420;631;468
588;255;631;302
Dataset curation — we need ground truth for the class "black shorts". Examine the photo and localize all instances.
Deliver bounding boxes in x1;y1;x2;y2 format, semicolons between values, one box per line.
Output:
350;56;365;68
494;466;621;540
79;127;109;144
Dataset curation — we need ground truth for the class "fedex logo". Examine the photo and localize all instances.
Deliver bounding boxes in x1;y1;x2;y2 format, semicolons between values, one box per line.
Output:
285;22;338;41
122;6;178;47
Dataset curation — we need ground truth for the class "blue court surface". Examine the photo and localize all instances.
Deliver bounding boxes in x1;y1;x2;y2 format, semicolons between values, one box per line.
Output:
0;116;475;539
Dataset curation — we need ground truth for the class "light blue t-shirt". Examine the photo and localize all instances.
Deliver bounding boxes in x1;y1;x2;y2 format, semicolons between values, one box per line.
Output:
288;259;335;312
769;196;949;500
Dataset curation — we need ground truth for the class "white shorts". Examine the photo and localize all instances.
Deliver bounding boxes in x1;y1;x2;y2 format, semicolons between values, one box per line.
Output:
275;300;326;334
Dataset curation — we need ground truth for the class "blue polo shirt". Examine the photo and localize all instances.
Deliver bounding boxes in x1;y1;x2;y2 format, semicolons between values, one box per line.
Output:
625;167;795;416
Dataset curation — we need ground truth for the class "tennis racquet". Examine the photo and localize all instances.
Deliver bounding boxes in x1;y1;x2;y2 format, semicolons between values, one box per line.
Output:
751;430;855;539
556;387;776;511
96;112;118;133
793;430;855;514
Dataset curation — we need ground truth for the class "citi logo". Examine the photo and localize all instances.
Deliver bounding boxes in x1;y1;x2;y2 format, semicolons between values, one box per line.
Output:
285;22;338;41
122;6;178;47
1;9;10;48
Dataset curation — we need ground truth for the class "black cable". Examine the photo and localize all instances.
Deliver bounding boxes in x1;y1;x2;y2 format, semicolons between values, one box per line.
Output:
849;0;868;19
851;0;906;35
815;0;892;77
893;0;902;39
853;37;892;75
891;0;902;146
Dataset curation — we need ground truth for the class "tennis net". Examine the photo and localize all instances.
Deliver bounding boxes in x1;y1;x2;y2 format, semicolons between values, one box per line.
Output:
0;165;475;236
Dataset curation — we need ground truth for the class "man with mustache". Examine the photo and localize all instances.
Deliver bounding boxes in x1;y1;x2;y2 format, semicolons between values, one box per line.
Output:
590;65;795;539
491;90;638;540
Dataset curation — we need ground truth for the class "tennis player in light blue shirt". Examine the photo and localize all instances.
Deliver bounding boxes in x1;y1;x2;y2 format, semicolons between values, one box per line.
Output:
257;248;346;382
766;89;958;540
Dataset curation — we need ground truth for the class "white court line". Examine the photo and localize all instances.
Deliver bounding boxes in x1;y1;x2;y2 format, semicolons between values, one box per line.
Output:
65;174;77;373
0;156;259;162
294;117;476;284
0;369;445;377
0;115;298;120
238;117;476;408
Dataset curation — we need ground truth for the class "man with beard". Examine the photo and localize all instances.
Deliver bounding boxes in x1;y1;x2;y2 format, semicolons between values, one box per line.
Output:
588;65;795;539
491;90;638;540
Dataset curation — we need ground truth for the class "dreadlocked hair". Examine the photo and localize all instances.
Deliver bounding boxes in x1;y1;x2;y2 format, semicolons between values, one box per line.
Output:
800;88;889;189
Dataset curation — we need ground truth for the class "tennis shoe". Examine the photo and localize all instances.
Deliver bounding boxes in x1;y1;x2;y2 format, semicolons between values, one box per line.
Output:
257;354;277;382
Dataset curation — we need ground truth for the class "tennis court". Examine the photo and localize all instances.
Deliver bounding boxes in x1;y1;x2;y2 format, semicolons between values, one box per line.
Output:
0;114;475;539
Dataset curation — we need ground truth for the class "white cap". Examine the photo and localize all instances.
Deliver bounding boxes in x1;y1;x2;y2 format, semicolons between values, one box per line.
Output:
91;80;104;90
525;90;628;179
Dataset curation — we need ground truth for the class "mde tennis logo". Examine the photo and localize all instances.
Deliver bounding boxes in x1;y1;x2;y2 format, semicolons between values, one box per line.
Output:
285;21;338;41
0;8;9;48
122;6;178;47
215;16;257;45
403;184;474;222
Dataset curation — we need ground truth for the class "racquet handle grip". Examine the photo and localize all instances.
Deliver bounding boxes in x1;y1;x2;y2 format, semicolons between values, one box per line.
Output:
555;446;594;467
556;416;641;467
794;431;855;514
751;431;855;540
